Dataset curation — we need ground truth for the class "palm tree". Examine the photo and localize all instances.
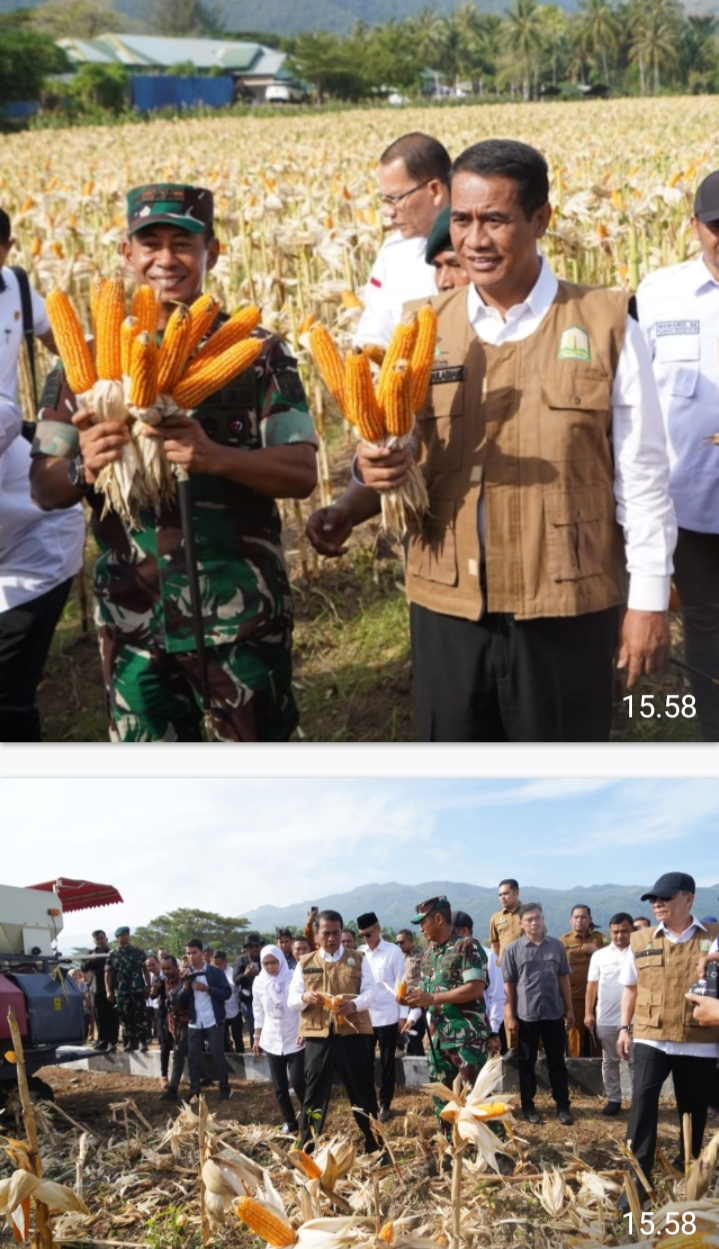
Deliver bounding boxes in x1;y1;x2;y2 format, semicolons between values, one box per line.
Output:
578;0;618;84
503;0;545;99
409;7;447;67
628;0;682;92
536;4;568;86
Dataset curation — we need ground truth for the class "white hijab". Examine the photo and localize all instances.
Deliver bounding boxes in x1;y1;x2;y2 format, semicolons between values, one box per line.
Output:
256;944;293;1012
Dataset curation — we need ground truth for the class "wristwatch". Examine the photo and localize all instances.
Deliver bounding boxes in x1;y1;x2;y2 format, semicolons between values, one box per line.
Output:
618;1024;630;1032
67;454;87;489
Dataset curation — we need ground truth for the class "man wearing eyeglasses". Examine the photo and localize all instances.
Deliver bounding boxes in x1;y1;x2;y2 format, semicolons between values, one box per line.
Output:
354;132;451;350
357;911;410;1121
616;872;719;1214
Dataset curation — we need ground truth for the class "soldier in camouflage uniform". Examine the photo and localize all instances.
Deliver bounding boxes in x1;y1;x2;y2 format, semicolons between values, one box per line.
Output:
406;895;490;1114
105;927;151;1051
30;184;318;742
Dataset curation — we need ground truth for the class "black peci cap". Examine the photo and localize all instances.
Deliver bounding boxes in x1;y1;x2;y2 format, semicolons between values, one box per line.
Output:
357;911;379;931
451;909;473;932
640;871;696;901
694;171;719;224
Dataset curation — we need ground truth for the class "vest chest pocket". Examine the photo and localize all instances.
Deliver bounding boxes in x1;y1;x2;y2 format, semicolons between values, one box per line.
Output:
635;987;663;1026
544;486;615;581
405;499;458;586
540;373;611;462
417;378;464;474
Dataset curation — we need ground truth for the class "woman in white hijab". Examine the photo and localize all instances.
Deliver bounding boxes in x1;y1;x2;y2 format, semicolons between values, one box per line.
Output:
252;943;305;1134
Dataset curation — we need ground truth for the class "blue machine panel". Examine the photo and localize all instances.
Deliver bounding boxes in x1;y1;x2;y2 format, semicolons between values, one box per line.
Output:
8;974;85;1047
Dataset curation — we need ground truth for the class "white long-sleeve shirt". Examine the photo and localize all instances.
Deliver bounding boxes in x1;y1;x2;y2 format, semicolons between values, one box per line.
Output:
358;937;409;1027
483;948;506;1034
354;234;437;349
252;976;303;1056
287;945;377;1015
619;917;719;1058
467;261;677;612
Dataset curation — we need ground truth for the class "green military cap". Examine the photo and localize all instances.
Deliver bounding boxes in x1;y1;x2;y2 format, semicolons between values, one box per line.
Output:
114;925;130;938
410;895;450;924
126;183;214;235
425;207;452;264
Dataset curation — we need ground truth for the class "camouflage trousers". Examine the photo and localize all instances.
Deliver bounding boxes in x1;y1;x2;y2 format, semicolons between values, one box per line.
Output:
116;990;150;1048
428;1035;489;1124
98;627;298;742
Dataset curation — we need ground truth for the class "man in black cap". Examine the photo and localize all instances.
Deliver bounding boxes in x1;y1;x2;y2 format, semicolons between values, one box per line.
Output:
357;911;409;1121
30;182;318;743
233;932;263;1041
636;171;719;742
616;872;719;1213
81;929;119;1051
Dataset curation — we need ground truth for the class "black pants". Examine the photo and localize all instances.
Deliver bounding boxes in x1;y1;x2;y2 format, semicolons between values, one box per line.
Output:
0;577;73;741
94;992;119;1046
626;1044;715;1180
373;1022;399;1107
673;528;719;741
159;1018;173;1079
187;1023;230;1095
405;1013;426;1056
300;1034;378;1152
266;1049;306;1128
410;602;619;742
517;1016;570;1111
169;1024;188;1091
225;1014;244;1052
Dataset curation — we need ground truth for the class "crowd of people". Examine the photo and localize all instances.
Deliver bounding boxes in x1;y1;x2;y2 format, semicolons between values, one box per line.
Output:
1;126;718;743
75;872;719;1205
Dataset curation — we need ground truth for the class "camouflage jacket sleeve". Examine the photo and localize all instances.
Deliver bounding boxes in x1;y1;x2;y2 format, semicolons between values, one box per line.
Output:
255;333;318;449
31;362;81;460
459;937;488;984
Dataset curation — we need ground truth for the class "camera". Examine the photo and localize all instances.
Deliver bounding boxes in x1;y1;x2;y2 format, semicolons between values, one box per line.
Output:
689;961;719;998
182;970;199;984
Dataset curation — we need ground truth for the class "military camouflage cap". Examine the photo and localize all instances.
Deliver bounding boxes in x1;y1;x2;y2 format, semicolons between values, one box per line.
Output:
126;183;214;235
410;895;451;924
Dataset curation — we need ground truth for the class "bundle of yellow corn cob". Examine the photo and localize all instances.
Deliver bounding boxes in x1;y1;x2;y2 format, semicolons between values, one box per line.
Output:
309;307;436;536
45;275;262;524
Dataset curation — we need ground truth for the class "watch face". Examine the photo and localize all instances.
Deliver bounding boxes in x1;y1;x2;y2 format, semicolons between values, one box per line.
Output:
68;457;83;487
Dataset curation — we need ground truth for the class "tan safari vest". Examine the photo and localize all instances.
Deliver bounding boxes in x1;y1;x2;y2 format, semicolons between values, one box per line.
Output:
298;947;373;1038
631;922;719;1044
405;281;629;621
560;930;606;998
489;906;523;963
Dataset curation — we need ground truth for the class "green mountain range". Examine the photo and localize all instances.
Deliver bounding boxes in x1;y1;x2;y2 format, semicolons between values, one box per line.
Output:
247;880;719;941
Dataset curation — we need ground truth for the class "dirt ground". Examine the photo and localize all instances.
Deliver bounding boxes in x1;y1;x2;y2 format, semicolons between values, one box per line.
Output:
0;1063;711;1249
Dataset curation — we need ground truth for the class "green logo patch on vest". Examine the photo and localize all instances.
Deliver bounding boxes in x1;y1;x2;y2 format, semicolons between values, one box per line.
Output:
558;327;591;362
701;939;712;952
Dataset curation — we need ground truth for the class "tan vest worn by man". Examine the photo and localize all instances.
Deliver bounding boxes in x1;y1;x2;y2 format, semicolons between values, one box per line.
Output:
631;922;719;1045
561;929;606;1058
405;280;629;621
489;906;523;963
298;947;374;1038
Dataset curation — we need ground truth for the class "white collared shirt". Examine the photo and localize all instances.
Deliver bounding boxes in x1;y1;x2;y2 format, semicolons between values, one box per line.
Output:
466;261;676;612
619;917;719;1057
587;942;632;1027
0;266;50;405
287;944;378;1015
188;968;216;1030
354;233;437;349
637;256;719;534
358;937;409;1026
483;948;506;1034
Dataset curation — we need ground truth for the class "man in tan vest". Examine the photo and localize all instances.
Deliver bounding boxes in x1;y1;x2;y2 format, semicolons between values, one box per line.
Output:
560;904;605;1057
287;908;380;1154
355;138;676;741
616;872;719;1213
489;878;523;1051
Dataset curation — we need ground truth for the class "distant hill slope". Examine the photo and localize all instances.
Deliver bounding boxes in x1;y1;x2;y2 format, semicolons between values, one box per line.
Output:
247;880;719;940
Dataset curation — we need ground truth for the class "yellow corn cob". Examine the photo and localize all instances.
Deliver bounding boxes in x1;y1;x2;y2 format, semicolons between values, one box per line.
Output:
293;1150;323;1180
298;312;317;335
128;331;158;409
234;1197;297;1247
376;315;419;411
384;360;414;438
172;336;263;410
345;348;384;442
120;316;140;378
362;343;386;367
95;272;126;379
378;1222;394;1244
472;1102;508;1119
89;272;106;331
395;979;408;1004
410;304;438;412
157;303;192;393
45;290;98;395
184;293;222;360
131;284;158;337
189;305;261;365
309;324;346;415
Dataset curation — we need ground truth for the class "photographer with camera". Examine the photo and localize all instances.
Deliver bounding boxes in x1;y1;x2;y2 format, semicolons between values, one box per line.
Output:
180;939;232;1104
616;873;719;1214
158;955;189;1102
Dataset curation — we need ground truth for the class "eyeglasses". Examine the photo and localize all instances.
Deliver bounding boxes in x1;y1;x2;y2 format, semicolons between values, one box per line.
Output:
648;894;676;904
358;925;379;938
377;179;432;208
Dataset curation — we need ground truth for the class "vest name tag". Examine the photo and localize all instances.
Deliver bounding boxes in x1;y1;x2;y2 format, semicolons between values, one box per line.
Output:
430;365;464;385
636;949;664;961
304;968;323;975
656;320;700;336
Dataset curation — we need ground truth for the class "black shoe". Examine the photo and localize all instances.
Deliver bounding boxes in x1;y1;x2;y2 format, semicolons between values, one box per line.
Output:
523;1106;541;1125
160;1088;178;1102
557;1108;574;1126
122;1040;132;1052
188;1089;200;1102
378;1104;391;1123
495;1153;515;1175
441;1153;453;1174
617;1184;647;1215
672;1153;685;1171
280;1122;298;1135
218;1088;233;1103
423;1156;437;1177
108;1043;117;1052
94;1040;109;1051
602;1101;621;1117
139;1044;149;1053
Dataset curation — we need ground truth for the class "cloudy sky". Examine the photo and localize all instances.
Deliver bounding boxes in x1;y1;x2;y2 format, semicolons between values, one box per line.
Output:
3;777;717;950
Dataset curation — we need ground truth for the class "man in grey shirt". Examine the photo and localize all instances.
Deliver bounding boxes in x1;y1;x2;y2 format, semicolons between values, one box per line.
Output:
502;903;574;1126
